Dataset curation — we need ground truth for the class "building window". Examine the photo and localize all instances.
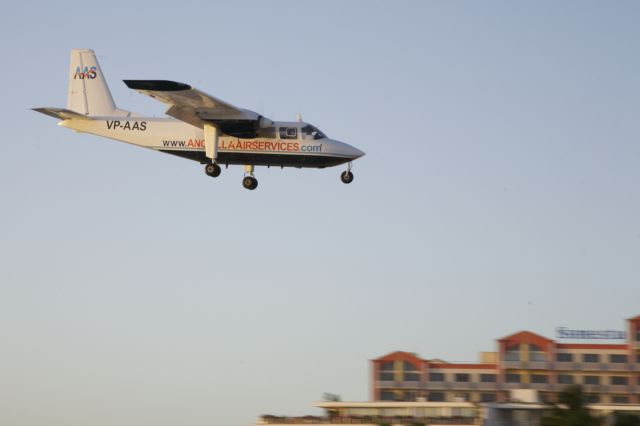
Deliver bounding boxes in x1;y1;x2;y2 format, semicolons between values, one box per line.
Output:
610;376;628;385
403;362;419;381
585;394;600;404
455;373;470;382
558;375;574;385
404;361;416;371
380;391;395;401
480;374;497;383
531;374;548;384
379;372;393;381
529;344;546;361
506;374;521;383
584;376;600;385
637;354;640;363
636;329;640;341
429;372;444;382
556;353;573;362
583;354;599;363
505;345;520;361
609;354;628;363
638;376;640;385
481;393;497;402
379;361;394;381
380;362;394;371
428;392;445;402
404;372;419;381
612;395;629;404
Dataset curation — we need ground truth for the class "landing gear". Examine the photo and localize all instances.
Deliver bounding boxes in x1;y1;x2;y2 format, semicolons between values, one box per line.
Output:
242;176;258;190
341;162;354;184
242;165;258;190
341;171;354;184
204;162;221;177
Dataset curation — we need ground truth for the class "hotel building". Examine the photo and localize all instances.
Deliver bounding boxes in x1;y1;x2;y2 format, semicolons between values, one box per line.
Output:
371;315;640;405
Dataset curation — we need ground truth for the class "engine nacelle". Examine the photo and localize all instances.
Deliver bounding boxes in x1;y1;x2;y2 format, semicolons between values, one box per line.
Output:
258;116;274;129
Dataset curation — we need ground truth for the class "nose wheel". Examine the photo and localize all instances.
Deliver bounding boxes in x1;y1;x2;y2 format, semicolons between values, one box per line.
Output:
341;171;354;184
204;162;221;177
341;162;354;184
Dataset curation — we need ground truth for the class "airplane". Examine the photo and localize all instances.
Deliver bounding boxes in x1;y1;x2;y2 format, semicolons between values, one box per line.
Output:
33;49;365;190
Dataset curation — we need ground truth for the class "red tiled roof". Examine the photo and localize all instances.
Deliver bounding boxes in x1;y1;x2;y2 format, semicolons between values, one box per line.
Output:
497;331;554;350
372;351;424;365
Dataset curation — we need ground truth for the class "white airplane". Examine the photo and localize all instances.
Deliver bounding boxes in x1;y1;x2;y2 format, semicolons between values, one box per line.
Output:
34;49;364;190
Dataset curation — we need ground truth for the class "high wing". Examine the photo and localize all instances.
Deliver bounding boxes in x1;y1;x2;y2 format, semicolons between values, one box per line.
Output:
123;80;273;138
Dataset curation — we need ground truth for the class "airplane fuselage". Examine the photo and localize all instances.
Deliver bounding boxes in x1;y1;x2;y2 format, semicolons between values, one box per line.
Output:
62;117;362;168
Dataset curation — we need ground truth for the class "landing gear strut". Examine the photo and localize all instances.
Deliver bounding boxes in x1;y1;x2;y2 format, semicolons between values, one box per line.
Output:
341;162;354;184
204;162;221;177
242;165;258;190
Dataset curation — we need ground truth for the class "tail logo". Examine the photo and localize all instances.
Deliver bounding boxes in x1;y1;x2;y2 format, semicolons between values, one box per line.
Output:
74;66;97;80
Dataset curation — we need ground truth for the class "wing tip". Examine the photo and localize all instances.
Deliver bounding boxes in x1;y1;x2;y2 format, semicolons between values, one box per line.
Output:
123;80;191;91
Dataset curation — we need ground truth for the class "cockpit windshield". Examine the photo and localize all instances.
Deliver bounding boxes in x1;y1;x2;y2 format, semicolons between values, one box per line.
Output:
301;124;327;140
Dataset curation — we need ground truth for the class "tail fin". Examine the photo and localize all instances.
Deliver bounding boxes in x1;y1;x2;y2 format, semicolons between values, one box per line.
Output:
67;49;127;116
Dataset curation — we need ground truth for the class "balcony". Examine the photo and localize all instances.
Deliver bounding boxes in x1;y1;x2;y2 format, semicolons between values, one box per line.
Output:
502;382;523;390
553;362;632;372
376;380;423;389
424;381;500;391
553;362;581;371
609;384;632;393
582;384;606;393
474;381;499;390
424;381;448;390
528;382;552;391
502;360;549;370
376;381;397;388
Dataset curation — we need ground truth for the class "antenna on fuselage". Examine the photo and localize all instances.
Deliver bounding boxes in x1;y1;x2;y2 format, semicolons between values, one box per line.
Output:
296;113;303;123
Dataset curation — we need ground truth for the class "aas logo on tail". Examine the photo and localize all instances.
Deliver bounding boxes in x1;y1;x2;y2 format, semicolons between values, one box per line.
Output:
74;66;97;79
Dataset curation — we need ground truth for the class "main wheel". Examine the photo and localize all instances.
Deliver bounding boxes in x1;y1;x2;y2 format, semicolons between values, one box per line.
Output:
341;171;354;184
205;163;221;177
242;176;258;190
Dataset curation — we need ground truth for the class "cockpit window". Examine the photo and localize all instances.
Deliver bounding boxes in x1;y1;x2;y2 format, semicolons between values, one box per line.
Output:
279;127;298;139
301;124;327;140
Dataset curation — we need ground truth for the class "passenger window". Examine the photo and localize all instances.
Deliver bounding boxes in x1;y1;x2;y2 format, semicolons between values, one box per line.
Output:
279;127;298;139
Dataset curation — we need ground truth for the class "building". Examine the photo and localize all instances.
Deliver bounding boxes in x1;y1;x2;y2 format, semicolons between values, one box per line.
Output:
257;396;640;426
371;315;640;404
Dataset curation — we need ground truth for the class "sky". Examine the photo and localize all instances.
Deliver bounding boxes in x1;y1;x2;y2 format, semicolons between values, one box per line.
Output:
1;1;639;425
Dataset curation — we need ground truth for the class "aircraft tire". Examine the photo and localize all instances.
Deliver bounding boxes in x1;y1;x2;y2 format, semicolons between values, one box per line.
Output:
205;163;221;177
243;176;258;190
340;171;354;184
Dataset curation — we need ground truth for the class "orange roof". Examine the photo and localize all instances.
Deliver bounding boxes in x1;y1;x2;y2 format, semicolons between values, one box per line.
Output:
372;351;424;366
429;363;497;370
498;331;553;349
628;314;640;321
556;343;628;350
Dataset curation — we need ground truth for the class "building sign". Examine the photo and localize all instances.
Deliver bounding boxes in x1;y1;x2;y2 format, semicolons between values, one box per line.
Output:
556;327;626;340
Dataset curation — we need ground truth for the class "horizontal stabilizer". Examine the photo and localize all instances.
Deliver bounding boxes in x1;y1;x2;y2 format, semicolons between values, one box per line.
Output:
32;107;93;121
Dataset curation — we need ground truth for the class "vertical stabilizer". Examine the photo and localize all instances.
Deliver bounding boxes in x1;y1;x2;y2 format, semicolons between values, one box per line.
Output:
67;49;122;116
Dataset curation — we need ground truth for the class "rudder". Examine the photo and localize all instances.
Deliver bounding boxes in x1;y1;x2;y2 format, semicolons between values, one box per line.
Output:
67;49;119;116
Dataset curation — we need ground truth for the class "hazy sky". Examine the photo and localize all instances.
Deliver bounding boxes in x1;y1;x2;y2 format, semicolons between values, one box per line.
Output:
1;1;639;425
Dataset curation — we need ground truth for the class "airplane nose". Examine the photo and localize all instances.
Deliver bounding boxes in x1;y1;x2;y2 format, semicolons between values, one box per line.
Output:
330;139;365;160
340;142;365;159
351;146;366;159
